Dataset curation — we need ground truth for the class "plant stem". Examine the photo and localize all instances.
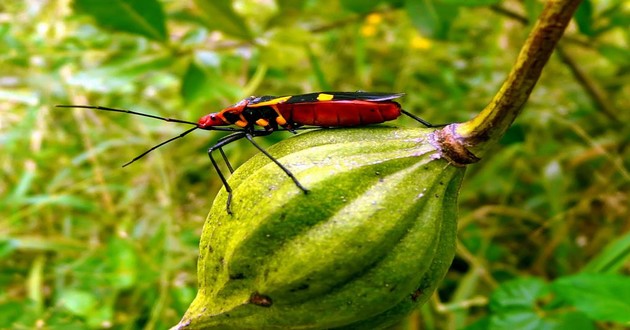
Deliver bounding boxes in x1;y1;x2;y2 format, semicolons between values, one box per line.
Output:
453;0;583;157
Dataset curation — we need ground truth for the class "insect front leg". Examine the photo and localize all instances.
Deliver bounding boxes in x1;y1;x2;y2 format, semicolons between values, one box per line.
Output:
208;131;248;215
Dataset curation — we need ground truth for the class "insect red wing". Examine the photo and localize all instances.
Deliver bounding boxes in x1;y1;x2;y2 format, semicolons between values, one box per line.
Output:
337;104;361;126
375;102;402;121
312;103;338;126
277;101;401;127
281;102;314;126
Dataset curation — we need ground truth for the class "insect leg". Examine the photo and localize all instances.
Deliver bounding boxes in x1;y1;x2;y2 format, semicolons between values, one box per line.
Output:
212;133;241;174
400;109;446;128
208;131;248;214
244;133;309;194
219;147;234;173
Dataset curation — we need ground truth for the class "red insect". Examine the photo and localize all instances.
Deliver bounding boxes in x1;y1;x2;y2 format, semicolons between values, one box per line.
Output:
58;92;436;214
197;92;432;131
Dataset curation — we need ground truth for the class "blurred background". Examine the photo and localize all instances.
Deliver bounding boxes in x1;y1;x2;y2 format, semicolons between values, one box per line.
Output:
1;0;628;329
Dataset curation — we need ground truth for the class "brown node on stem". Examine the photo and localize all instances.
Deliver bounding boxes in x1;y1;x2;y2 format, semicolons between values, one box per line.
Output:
431;124;481;167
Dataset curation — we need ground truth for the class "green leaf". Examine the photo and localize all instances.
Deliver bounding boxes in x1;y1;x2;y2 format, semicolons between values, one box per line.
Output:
440;0;502;6
181;51;238;105
523;0;543;25
182;57;211;105
306;45;331;91
597;44;630;66
553;274;630;323
340;0;381;13
67;53;174;93
276;0;306;12
405;0;458;40
490;278;594;330
490;277;548;311
582;231;630;274
73;0;167;42
0;302;25;327
193;0;252;40
0;238;17;259
106;238;138;290
574;0;594;36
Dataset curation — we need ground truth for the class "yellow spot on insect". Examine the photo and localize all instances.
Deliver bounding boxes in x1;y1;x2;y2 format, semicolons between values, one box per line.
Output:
249;96;291;107
276;116;287;125
256;119;269;127
411;34;432;50
235;120;248;127
317;93;334;101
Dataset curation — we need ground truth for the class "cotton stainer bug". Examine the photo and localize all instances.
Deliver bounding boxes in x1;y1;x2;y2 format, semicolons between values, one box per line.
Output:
57;91;437;214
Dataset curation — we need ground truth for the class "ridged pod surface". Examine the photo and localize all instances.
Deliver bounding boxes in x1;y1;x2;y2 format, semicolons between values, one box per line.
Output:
174;126;465;329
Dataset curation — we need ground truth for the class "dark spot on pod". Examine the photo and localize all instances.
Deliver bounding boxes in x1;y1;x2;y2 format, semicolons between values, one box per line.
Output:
250;292;273;307
439;181;444;185
411;289;423;302
263;269;270;281
207;245;213;253
219;257;225;265
289;283;310;292
229;273;245;280
435;194;439;198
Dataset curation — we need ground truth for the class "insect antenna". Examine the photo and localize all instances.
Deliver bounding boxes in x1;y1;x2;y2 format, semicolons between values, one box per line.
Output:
122;126;199;167
56;105;201;126
57;104;240;166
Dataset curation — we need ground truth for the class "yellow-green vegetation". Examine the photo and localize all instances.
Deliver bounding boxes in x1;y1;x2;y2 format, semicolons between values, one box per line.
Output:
1;0;629;330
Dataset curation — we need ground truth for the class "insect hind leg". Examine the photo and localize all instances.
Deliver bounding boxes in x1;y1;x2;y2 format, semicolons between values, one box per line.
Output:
400;109;447;128
244;133;308;194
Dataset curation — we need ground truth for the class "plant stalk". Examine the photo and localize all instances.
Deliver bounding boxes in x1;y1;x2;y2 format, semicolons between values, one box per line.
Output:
451;0;583;158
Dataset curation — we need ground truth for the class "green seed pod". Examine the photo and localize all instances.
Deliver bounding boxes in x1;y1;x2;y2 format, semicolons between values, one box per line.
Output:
174;126;465;330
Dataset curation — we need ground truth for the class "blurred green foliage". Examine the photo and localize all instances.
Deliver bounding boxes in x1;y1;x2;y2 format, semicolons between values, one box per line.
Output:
1;0;629;329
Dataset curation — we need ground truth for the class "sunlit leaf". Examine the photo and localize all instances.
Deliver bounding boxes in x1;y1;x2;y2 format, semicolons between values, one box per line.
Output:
59;290;97;316
73;0;167;42
193;0;252;40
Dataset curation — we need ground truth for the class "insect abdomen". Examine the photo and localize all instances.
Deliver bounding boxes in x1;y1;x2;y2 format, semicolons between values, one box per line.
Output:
278;101;401;127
